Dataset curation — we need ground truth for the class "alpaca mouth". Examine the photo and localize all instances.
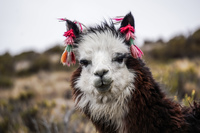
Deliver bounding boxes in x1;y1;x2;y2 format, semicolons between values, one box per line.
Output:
94;78;113;93
96;84;112;93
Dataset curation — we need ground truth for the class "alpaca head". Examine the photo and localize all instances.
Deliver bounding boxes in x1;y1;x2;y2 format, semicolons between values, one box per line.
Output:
64;12;141;127
76;28;135;103
70;13;137;103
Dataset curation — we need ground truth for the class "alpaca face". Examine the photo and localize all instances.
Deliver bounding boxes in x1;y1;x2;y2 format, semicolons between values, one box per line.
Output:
75;30;135;104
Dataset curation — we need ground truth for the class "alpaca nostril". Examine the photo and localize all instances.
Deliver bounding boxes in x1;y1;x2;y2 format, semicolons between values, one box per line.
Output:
94;69;109;77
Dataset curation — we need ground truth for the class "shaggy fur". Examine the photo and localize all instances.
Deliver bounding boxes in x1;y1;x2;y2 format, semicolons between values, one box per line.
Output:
68;12;200;133
71;57;200;133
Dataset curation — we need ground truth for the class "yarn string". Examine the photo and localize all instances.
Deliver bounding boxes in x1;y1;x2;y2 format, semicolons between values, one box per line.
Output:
112;16;124;24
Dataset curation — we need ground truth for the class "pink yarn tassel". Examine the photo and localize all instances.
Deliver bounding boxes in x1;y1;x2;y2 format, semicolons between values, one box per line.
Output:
74;21;83;32
64;37;74;45
63;29;76;45
112;18;124;21
126;31;135;41
130;45;138;58
130;45;144;58
58;18;67;21
134;45;144;57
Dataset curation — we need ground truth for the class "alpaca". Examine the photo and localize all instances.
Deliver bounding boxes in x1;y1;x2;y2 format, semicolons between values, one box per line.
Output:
60;12;200;133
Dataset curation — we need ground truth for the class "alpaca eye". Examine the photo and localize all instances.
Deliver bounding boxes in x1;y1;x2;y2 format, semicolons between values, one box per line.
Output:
79;59;90;67
114;56;124;63
113;55;125;64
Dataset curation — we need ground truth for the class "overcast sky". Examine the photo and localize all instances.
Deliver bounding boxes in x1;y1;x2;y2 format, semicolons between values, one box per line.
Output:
0;0;200;55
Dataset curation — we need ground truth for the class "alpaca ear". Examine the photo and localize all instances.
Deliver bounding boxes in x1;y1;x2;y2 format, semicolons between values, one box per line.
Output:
118;12;144;58
66;20;82;36
120;12;135;31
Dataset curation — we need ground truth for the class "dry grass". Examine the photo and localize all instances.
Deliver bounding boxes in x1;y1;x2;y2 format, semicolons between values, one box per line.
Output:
0;70;96;133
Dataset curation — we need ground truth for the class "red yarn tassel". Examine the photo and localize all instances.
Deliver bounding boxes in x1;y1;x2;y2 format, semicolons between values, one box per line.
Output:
120;24;135;34
71;52;76;65
63;29;76;38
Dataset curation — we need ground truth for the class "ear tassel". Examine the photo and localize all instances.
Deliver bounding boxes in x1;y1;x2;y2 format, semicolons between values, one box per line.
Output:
134;45;144;57
130;44;143;58
119;24;143;58
60;22;78;66
64;37;74;46
61;50;76;66
125;31;135;41
71;52;76;65
130;44;138;58
61;50;68;65
63;29;76;38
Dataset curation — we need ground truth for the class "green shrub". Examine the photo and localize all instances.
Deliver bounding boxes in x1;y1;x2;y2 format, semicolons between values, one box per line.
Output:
44;45;63;54
0;76;13;88
0;117;9;133
21;106;39;132
0;52;14;76
182;90;196;106
30;55;51;72
17;91;35;102
148;28;200;60
14;51;39;61
16;54;51;76
191;29;200;44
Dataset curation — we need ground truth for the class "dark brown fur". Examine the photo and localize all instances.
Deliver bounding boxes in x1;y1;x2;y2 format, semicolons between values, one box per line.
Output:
71;57;200;133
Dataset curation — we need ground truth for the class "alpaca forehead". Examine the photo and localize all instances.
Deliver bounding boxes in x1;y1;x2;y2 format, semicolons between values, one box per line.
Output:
78;31;128;59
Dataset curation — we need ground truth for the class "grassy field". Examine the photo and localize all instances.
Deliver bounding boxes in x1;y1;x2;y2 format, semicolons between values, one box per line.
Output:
0;70;96;133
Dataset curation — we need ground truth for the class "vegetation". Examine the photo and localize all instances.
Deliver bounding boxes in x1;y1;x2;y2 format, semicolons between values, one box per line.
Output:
0;77;94;133
145;28;200;60
0;28;200;132
142;28;200;101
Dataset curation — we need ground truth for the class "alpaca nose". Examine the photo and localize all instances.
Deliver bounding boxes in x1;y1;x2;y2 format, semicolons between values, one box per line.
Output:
94;69;109;78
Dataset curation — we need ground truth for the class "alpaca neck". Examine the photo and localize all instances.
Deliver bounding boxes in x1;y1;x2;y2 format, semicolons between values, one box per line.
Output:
123;58;188;132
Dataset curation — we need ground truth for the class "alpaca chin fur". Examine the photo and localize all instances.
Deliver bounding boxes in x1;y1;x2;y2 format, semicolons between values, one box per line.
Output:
75;81;135;130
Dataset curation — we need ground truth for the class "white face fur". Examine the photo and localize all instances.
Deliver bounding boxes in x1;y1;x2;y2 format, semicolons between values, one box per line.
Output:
74;30;136;129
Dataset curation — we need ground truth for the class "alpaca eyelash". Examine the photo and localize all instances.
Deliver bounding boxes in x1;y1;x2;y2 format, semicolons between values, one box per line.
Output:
79;59;91;67
113;56;124;63
112;53;127;63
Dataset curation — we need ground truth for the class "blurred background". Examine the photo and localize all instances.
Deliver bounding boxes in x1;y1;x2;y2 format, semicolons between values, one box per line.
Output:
0;0;200;133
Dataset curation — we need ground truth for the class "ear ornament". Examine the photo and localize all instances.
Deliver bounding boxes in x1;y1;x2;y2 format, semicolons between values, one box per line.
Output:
120;24;143;58
59;18;83;66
